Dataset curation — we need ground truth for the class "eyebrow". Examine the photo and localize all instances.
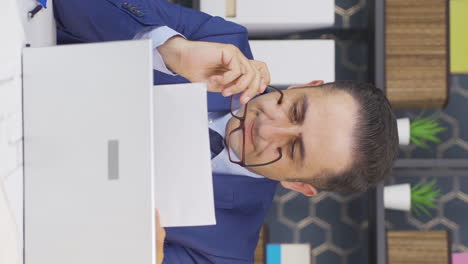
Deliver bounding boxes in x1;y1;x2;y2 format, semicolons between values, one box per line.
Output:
298;95;308;166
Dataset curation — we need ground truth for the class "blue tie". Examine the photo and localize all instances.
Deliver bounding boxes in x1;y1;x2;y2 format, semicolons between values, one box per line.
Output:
209;128;225;159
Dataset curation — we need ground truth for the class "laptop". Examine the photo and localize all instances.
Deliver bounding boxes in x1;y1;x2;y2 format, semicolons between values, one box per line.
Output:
23;40;156;264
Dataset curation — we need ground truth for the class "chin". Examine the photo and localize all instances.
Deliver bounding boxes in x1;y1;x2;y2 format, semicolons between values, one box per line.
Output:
245;165;267;177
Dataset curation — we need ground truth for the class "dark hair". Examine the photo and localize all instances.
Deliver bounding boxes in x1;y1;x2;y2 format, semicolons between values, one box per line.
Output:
298;81;399;193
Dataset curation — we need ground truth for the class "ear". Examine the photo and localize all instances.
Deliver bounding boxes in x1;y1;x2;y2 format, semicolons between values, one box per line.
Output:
281;181;318;197
287;80;324;90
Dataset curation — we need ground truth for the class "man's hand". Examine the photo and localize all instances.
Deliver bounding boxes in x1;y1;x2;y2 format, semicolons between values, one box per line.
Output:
156;209;166;264
158;36;270;104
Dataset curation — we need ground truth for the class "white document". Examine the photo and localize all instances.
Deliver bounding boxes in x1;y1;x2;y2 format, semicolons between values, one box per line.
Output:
153;83;216;227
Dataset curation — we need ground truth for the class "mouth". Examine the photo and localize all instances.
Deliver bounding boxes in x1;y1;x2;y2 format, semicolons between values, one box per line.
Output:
246;118;256;151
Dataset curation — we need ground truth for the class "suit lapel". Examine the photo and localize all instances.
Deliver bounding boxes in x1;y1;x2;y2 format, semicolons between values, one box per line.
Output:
207;92;231;112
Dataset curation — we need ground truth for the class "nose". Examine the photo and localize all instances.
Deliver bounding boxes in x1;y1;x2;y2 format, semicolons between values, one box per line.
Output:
257;119;300;146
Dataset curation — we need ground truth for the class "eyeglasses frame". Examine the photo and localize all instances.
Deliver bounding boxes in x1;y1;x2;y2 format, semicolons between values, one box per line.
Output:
226;85;284;167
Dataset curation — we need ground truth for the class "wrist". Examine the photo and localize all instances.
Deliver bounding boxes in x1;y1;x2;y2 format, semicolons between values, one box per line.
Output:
157;36;187;75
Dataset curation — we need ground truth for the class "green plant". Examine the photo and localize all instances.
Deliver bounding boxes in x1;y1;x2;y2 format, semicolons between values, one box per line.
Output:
411;179;441;217
410;116;446;149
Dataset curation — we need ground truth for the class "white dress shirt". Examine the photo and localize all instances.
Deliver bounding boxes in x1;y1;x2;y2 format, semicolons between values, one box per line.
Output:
133;26;183;75
208;112;264;178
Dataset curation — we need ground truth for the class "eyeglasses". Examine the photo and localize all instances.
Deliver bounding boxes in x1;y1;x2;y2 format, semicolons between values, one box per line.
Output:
225;86;284;167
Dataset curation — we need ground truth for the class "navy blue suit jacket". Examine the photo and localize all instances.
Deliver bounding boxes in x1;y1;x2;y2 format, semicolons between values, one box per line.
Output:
54;0;278;262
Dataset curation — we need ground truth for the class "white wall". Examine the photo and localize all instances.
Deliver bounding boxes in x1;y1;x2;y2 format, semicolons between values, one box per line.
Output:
249;40;335;86
0;0;24;258
0;0;54;263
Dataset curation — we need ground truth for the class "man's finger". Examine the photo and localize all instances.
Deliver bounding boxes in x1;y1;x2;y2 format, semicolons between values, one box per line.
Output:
155;209;166;239
155;209;165;264
240;67;262;104
207;75;226;93
156;209;161;228
207;69;240;93
253;60;271;88
218;46;245;85
223;63;255;98
209;58;247;95
217;55;244;86
260;79;268;93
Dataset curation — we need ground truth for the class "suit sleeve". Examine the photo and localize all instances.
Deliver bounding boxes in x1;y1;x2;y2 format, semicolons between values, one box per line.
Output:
162;242;200;263
54;0;252;58
163;241;252;264
162;242;225;264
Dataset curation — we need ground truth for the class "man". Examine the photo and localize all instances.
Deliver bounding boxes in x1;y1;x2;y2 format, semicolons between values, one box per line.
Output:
53;0;399;263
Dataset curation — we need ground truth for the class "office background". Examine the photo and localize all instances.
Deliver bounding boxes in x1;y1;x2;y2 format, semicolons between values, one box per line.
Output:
170;0;468;262
260;0;468;263
1;0;466;263
174;0;468;264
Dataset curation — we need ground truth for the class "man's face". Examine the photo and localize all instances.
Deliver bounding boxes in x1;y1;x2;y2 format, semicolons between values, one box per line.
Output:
226;83;358;195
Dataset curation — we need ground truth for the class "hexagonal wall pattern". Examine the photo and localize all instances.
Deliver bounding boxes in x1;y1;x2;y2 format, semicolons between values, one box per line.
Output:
388;74;468;252
266;189;371;264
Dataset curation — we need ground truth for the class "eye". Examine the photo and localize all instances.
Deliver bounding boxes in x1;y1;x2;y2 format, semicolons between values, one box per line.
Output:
291;104;299;123
293;104;299;122
290;140;296;159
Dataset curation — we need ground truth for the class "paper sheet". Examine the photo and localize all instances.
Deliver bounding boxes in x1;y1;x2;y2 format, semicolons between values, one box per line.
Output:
153;83;216;227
